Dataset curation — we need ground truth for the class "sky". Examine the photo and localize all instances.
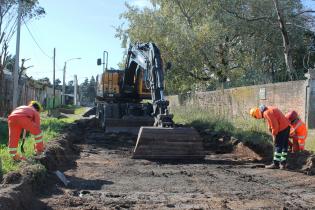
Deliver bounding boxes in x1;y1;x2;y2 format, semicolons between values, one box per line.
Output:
9;0;152;84
8;0;315;85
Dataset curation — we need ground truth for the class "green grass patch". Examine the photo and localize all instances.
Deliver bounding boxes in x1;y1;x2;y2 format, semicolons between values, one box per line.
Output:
172;106;271;145
59;105;87;115
74;107;87;115
306;130;315;152
0;116;76;174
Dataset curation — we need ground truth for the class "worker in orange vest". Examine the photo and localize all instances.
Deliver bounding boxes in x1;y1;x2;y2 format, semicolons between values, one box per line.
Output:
285;111;307;152
250;105;290;169
7;101;44;161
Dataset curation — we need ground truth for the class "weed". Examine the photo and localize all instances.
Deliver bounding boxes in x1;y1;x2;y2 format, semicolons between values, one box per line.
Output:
172;106;271;145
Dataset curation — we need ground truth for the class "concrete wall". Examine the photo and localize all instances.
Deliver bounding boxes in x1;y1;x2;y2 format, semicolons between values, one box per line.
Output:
168;80;308;123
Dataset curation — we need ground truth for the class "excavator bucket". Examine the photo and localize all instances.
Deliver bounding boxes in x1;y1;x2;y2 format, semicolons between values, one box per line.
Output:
133;127;205;159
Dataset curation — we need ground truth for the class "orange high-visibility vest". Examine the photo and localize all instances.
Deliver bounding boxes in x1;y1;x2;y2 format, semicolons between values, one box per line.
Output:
290;119;307;149
263;106;290;136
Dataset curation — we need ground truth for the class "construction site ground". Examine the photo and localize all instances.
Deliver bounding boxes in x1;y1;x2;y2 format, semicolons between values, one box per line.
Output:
0;116;315;210
23;118;315;210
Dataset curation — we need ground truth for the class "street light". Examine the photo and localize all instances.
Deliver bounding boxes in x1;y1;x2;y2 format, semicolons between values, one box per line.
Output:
62;57;81;105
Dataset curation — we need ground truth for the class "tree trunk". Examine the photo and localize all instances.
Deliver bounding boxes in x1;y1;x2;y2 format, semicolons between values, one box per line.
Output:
273;0;296;80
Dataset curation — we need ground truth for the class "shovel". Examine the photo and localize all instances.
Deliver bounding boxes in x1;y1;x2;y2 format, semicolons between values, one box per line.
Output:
21;129;26;154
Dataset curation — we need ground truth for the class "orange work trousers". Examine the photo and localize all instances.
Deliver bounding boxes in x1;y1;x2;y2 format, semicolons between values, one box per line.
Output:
8;116;43;157
288;137;305;152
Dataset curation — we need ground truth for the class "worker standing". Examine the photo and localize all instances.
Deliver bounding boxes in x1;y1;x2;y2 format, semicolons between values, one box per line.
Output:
250;105;290;169
285;111;307;152
7;101;44;161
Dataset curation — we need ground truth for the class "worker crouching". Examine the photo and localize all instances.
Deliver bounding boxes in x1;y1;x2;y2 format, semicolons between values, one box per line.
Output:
250;105;290;170
285;111;307;152
7;101;44;161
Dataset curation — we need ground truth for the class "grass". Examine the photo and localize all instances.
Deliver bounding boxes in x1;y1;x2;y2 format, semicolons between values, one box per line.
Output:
58;105;87;116
306;130;315;152
74;107;87;115
172;106;272;146
0;109;80;175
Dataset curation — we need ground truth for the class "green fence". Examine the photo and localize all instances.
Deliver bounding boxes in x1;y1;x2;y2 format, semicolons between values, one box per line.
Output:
45;96;61;110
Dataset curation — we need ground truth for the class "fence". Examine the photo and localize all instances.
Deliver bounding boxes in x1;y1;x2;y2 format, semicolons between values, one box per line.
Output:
0;72;61;116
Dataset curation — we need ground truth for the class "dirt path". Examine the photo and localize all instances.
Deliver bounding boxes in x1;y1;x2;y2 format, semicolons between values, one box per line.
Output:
32;126;315;210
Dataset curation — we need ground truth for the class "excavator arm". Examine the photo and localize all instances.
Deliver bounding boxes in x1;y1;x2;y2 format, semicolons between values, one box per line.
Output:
127;42;205;160
123;42;173;127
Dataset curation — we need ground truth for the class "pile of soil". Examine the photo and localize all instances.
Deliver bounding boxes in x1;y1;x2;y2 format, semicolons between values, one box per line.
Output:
200;128;315;173
0;119;90;210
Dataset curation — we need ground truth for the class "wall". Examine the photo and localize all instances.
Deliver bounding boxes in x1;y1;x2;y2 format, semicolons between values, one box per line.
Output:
168;80;307;123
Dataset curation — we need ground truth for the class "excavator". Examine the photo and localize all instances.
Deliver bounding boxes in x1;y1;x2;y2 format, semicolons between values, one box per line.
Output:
96;42;204;159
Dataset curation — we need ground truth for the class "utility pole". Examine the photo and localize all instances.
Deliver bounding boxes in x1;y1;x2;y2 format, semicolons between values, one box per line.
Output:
62;57;81;105
12;0;22;109
53;48;56;108
74;75;77;105
62;61;66;105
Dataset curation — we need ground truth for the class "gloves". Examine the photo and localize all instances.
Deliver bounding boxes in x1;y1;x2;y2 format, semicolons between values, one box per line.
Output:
12;154;26;161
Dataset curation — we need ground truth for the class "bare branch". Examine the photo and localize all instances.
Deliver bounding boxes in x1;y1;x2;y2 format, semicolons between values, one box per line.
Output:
188;71;212;81
291;10;315;17
221;6;273;24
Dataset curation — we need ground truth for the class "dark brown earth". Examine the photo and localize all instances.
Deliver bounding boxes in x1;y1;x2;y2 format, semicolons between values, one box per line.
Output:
28;119;315;210
1;117;314;210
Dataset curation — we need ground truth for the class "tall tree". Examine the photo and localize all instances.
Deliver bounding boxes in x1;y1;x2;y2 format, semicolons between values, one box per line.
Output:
117;0;314;93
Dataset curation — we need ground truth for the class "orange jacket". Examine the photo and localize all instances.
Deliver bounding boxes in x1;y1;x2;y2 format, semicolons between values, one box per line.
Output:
8;105;40;127
263;106;289;136
290;119;307;140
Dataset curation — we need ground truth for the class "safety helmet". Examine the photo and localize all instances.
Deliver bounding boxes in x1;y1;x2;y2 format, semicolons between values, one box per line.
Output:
28;100;43;112
250;107;262;119
285;111;298;122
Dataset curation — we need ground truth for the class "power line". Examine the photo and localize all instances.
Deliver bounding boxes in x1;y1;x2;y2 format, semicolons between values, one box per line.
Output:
23;19;53;59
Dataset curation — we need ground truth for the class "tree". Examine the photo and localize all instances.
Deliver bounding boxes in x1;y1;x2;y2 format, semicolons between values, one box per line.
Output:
0;0;45;110
38;77;50;85
117;0;314;93
54;78;61;90
79;78;89;105
87;76;96;102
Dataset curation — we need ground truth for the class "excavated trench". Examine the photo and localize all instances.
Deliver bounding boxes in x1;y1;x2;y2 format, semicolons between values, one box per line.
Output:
1;118;315;210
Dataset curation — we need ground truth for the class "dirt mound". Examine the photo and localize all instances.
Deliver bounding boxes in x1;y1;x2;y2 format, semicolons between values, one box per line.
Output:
0;119;90;210
0;164;46;210
287;151;315;174
233;140;273;162
233;142;265;161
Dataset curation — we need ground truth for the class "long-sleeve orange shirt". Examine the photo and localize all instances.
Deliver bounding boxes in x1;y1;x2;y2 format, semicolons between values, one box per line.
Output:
8;105;41;127
263;106;289;136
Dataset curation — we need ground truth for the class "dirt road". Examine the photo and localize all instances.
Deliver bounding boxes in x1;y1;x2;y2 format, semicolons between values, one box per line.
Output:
32;123;315;210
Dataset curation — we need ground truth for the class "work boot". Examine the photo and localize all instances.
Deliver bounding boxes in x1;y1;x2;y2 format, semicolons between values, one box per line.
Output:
265;163;280;169
280;162;287;170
